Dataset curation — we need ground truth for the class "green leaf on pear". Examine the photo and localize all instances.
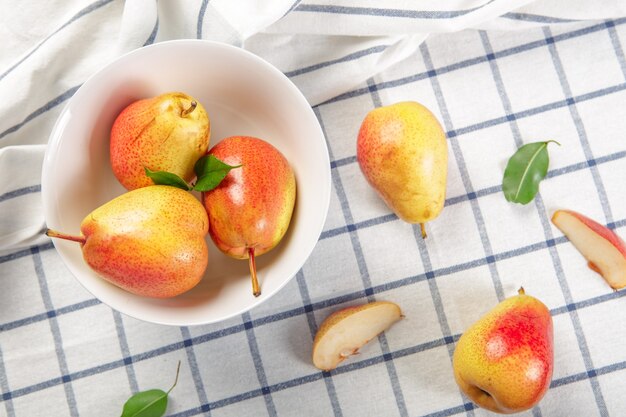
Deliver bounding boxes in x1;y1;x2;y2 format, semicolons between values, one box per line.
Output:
144;168;190;191
502;140;560;205
120;361;180;417
192;155;241;192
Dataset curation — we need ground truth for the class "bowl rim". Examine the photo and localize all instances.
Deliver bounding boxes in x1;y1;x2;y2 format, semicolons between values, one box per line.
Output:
41;39;331;325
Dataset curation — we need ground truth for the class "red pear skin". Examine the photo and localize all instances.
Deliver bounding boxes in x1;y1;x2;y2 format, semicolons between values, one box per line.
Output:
48;186;209;298
552;209;626;290
452;288;553;414
202;136;296;295
555;210;626;256
110;92;210;190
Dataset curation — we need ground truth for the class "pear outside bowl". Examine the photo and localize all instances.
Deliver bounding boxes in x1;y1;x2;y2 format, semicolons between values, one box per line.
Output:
42;40;331;326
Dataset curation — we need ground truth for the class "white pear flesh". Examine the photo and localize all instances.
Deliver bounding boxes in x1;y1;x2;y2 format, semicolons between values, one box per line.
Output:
312;301;402;371
552;210;626;290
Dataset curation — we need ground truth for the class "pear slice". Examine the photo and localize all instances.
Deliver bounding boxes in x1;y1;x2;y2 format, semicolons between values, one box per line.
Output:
552;209;626;290
312;301;402;371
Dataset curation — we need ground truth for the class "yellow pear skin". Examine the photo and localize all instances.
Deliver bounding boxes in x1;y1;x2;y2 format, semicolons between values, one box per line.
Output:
47;186;209;298
110;92;210;190
357;101;447;235
452;288;554;414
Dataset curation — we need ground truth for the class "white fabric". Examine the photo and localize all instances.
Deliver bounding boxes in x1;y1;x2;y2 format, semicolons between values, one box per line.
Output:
2;1;626;416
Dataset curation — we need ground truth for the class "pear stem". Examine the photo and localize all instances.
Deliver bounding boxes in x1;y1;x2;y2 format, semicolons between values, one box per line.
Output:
166;361;181;395
518;287;525;295
45;229;86;245
420;223;427;239
181;101;197;117
248;247;261;297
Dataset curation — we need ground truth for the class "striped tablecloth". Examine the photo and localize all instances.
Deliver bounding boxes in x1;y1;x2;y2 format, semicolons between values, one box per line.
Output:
2;1;626;416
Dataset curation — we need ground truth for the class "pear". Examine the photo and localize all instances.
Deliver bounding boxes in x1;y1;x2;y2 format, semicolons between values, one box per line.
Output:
110;92;210;190
357;101;447;237
46;186;209;298
552;209;626;290
312;301;402;371
202;136;296;297
452;288;554;414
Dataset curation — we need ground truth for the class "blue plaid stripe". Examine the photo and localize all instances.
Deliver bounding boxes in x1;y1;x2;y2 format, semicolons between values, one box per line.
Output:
242;312;278;416
532;405;543;417
0;298;99;332
113;311;139;393
444;81;626;139
144;10;159;47
542;26;612;415
0;185;41;203
31;247;79;416
544;26;615;225
413;228;457;354
502;13;580;24
606;21;626;78
286;45;390;78
294;2;500;19
283;0;304;19
0;346;14;417
421;403;476;417
296;270;344;416
180;326;212;415
1;242;55;264
552;361;626;388
0;86;80;141
196;0;210;39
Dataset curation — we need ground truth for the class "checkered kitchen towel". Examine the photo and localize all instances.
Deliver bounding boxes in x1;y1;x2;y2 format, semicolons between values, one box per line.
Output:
2;1;626;416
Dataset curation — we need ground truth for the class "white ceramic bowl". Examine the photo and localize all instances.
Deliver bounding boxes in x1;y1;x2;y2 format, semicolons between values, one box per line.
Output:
42;40;330;326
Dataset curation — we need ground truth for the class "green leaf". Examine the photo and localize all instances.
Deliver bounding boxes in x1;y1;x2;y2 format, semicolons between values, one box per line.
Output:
502;140;560;204
192;155;241;192
120;361;180;417
121;389;168;417
144;168;190;191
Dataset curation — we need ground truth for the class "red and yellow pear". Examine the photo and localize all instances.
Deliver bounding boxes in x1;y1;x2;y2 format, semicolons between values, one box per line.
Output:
46;186;209;298
552;209;626;290
110;92;210;190
357;101;447;237
202;136;296;297
452;288;553;414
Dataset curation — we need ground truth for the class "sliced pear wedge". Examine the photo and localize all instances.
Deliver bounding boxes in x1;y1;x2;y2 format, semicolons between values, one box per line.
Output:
552;209;626;290
312;301;402;371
